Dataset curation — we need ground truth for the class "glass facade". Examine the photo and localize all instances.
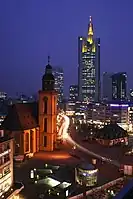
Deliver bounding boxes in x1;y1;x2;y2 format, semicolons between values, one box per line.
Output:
112;73;127;101
69;85;78;102
81;43;96;101
52;67;64;104
78;17;100;102
76;167;98;187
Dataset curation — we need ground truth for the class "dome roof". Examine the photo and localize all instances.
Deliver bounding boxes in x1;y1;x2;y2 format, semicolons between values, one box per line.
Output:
42;73;55;81
42;57;55;91
78;162;95;170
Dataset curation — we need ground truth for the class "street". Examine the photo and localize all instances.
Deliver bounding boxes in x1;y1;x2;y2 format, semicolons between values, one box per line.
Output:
69;125;122;181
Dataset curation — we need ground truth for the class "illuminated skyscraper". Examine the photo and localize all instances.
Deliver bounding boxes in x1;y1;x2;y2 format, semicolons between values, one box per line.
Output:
102;72;113;101
112;72;127;101
78;16;100;102
69;85;78;102
52;67;64;104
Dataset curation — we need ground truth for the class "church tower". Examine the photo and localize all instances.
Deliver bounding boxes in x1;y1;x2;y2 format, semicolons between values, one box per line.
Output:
39;57;57;151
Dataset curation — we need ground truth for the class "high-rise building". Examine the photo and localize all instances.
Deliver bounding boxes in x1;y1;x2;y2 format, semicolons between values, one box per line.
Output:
52;67;64;104
69;85;78;102
112;72;127;101
102;72;113;101
0;92;7;100
78;16;100;102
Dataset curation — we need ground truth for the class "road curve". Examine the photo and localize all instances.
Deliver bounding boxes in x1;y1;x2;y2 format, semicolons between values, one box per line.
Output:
59;112;120;167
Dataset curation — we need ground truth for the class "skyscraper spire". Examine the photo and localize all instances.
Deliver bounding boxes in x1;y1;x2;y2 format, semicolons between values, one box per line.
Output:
87;16;94;44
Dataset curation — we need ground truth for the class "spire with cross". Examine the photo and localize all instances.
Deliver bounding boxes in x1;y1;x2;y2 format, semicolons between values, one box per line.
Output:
48;55;50;65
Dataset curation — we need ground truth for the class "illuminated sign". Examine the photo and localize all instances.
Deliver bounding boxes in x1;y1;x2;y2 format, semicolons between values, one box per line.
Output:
110;104;128;107
109;137;128;145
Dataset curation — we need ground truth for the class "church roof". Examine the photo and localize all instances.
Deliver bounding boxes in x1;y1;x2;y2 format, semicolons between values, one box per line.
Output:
1;103;38;131
95;123;128;140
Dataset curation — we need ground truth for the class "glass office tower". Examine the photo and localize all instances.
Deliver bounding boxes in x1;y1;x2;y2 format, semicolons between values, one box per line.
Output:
112;72;127;101
78;16;100;102
52;67;64;104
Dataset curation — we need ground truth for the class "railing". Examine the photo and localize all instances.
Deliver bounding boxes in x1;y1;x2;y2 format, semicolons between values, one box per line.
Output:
69;177;124;199
7;182;24;199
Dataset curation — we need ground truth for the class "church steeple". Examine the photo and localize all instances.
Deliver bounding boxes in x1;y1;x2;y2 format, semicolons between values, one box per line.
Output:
87;16;94;44
48;55;50;64
42;56;55;91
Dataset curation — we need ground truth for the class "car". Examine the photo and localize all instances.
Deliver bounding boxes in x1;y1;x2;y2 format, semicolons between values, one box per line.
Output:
72;145;76;150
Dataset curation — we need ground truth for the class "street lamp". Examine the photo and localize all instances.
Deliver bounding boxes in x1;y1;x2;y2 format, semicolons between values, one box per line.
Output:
82;179;87;199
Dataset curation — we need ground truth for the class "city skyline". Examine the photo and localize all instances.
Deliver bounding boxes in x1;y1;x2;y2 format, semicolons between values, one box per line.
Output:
0;1;133;96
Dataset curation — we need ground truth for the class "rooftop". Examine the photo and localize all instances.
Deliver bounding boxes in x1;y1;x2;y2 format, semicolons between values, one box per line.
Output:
53;181;71;190
78;162;95;170
1;103;38;131
37;176;61;187
95;123;128;140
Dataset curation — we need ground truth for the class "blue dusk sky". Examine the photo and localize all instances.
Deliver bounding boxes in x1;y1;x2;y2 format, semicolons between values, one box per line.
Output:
0;0;133;97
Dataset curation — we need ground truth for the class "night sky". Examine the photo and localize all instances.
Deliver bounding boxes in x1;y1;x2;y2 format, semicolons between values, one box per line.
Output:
0;0;133;97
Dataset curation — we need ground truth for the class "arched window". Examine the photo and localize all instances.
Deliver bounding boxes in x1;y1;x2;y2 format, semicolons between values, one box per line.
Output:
25;133;29;152
54;96;56;114
43;96;48;114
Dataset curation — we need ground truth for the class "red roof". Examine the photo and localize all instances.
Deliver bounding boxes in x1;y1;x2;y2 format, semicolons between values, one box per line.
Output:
2;103;38;131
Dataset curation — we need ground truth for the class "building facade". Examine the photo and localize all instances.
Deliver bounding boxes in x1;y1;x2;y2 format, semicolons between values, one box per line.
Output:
39;59;57;151
52;67;64;105
75;163;98;187
86;102;132;131
69;85;78;102
95;123;128;146
102;72;113;101
78;16;100;102
0;131;24;198
0;134;13;197
112;73;127;101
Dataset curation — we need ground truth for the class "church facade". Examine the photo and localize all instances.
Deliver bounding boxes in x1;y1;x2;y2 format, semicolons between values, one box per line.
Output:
2;58;58;157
